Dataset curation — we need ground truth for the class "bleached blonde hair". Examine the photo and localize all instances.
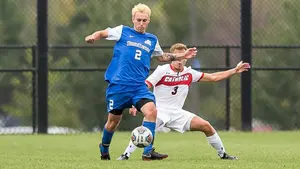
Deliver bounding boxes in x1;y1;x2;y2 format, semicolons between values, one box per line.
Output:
132;3;151;17
170;43;188;53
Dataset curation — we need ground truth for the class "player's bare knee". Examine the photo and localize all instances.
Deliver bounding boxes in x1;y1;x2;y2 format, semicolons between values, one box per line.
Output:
143;107;157;121
106;113;121;130
106;119;120;131
201;120;215;135
193;120;212;132
201;120;210;130
150;107;157;116
145;108;157;118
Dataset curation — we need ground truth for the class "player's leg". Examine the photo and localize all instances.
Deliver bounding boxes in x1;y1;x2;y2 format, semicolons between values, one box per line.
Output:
136;101;168;160
133;87;168;160
165;109;236;160
189;116;237;160
99;110;123;160
99;84;131;160
117;117;165;160
137;101;156;151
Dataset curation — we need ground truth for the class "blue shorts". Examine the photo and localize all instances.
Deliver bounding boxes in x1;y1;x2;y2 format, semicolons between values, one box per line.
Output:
106;83;156;113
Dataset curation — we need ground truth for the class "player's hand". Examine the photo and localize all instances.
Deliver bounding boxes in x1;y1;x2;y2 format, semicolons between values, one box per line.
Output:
85;35;96;43
129;105;137;116
184;47;197;59
234;61;251;73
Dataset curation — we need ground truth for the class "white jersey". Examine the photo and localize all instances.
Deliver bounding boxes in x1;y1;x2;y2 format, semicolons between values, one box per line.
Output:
146;64;204;109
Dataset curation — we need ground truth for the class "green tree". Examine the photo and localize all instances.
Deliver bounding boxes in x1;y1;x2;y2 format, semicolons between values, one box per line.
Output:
0;0;82;128
0;0;31;125
252;0;300;129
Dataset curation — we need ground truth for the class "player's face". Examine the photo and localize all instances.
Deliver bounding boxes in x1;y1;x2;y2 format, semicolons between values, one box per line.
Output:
132;12;150;33
171;49;187;71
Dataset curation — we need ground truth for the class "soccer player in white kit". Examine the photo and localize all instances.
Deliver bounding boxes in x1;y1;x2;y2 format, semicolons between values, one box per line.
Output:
117;43;251;160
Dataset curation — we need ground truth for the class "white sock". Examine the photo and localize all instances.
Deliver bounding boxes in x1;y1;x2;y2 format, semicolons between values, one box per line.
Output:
123;140;137;157
206;133;225;157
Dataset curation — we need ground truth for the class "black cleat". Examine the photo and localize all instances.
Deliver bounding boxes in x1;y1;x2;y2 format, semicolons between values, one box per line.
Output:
219;153;237;160
101;153;111;160
99;143;111;160
117;153;129;160
142;148;168;161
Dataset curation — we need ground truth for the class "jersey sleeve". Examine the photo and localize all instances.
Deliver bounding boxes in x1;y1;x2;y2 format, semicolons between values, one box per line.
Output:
105;25;123;41
190;69;204;82
151;40;163;58
146;65;165;87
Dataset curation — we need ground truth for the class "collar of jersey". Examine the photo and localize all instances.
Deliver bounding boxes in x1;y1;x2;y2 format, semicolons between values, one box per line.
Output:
169;64;184;72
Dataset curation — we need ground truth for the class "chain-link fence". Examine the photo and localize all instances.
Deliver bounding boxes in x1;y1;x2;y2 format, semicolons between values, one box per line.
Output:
0;0;300;134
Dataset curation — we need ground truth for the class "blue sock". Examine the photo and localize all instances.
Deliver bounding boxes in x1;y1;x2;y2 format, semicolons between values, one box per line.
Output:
100;126;114;154
143;121;156;154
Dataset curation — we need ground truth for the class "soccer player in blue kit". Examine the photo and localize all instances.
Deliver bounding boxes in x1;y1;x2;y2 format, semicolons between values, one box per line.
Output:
85;3;197;160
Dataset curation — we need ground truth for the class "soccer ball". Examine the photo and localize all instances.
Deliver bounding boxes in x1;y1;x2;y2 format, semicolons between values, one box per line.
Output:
131;126;153;148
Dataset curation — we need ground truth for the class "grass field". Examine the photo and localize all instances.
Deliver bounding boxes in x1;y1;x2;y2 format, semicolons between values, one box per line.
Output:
0;131;299;169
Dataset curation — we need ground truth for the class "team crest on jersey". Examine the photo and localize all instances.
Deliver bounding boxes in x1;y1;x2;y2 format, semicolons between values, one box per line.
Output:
144;40;152;46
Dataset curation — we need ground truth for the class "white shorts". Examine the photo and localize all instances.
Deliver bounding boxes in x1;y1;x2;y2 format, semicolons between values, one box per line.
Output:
155;107;196;133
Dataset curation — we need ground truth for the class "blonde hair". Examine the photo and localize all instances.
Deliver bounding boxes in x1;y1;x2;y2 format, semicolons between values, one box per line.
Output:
132;3;151;17
170;43;188;53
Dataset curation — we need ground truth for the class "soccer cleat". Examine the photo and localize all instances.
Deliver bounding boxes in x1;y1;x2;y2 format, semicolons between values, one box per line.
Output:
99;143;111;160
219;152;237;160
101;153;111;160
116;153;129;160
142;148;168;161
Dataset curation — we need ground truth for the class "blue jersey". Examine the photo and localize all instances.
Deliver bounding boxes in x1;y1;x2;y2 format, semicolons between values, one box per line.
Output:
105;25;163;85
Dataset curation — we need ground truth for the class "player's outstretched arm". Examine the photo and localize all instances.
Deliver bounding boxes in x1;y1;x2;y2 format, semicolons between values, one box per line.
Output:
157;47;197;62
201;61;251;82
85;30;109;43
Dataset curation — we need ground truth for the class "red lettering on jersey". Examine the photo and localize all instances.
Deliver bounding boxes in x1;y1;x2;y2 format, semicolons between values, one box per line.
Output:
156;73;193;86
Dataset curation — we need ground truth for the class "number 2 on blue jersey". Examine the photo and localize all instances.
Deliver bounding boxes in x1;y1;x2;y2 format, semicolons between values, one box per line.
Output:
135;50;142;60
109;100;114;110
